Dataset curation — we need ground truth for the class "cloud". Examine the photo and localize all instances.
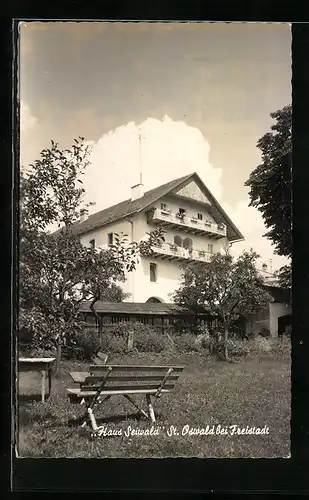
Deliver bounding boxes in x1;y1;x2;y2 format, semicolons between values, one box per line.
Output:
20;101;38;134
83;115;222;208
20;101;41;168
82;116;286;270
224;198;289;271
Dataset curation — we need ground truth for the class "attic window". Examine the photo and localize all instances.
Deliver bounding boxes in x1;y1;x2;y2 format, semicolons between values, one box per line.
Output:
197;213;203;220
161;203;167;210
89;239;95;249
178;208;186;215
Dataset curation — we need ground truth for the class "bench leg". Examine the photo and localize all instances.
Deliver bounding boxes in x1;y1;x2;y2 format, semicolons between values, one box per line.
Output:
88;408;98;432
146;394;156;423
41;370;46;402
48;368;52;398
123;394;149;420
80;395;112;429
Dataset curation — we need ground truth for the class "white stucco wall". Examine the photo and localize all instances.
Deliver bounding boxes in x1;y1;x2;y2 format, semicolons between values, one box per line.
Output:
78;199;229;304
269;302;292;337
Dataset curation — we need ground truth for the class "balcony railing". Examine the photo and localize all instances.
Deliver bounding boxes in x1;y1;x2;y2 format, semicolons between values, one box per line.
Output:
90;242;212;264
147;208;227;238
151;242;213;263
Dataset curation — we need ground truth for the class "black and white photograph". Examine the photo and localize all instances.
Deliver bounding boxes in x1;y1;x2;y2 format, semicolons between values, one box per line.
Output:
17;21;292;459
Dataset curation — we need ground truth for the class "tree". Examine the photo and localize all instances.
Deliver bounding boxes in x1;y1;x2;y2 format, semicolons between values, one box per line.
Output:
245;105;292;293
173;250;268;360
19;138;164;372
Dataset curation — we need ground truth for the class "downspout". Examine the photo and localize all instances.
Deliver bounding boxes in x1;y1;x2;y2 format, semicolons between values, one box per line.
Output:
128;219;135;301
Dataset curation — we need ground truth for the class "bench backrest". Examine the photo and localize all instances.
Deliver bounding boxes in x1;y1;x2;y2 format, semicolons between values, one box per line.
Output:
80;365;184;393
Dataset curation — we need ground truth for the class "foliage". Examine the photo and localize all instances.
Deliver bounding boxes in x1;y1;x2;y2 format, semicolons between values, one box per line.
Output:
19;138;163;369
245;105;292;300
172;334;200;353
102;322;168;353
173;250;269;360
245;105;292;258
134;331;168;353
139;227;166;256
63;327;101;361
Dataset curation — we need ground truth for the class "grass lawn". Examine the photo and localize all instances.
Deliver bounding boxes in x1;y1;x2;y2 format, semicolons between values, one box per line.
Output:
17;349;291;458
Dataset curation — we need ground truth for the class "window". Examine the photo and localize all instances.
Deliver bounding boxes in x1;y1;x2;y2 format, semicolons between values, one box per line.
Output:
89;239;95;249
174;235;182;247
161;203;167;210
208;244;213;253
108;233;113;246
150;263;157;282
178;208;186;215
197;213;203;220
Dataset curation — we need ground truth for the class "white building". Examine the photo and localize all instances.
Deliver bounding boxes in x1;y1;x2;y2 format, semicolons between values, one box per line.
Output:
70;172;244;304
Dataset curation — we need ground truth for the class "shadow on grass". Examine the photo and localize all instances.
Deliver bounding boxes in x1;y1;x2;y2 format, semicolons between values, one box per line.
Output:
68;411;158;427
19;394;52;403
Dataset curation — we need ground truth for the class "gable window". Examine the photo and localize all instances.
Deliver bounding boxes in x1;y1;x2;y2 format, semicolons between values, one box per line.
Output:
208;244;213;253
174;235;182;247
197;213;203;220
89;239;95;249
161;202;167;210
150;263;157;282
108;233;113;246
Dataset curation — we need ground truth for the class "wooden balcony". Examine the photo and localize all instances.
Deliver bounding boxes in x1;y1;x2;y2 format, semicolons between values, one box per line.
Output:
147;208;227;238
151;242;213;263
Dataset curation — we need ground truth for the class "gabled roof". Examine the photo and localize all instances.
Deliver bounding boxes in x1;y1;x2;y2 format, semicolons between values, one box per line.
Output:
53;172;244;241
53;174;192;237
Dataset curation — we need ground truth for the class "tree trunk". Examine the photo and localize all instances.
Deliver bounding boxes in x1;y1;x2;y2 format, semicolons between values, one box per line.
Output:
56;337;62;375
223;324;229;361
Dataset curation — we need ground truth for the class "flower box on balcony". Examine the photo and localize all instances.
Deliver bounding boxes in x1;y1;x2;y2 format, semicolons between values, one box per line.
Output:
161;209;171;216
205;221;211;226
169;244;178;253
176;213;186;222
191;217;198;223
198;250;206;257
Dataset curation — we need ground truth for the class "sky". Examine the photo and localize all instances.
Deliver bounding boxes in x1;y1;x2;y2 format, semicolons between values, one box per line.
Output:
19;21;291;272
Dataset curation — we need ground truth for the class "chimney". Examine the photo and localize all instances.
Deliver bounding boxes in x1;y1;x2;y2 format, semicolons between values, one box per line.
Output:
80;208;89;222
131;183;144;201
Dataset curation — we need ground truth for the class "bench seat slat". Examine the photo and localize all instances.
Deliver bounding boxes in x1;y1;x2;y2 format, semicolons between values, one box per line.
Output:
67;387;172;397
90;365;184;373
80;383;175;392
84;374;180;384
69;371;91;383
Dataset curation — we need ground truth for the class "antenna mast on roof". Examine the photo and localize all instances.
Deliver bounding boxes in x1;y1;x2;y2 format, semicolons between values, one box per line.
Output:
138;127;144;185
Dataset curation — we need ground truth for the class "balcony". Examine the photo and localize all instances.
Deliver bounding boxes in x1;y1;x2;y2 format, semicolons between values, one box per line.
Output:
151;242;213;263
147;208;227;238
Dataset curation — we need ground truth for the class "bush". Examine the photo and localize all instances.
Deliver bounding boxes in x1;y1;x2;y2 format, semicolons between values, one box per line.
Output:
259;328;271;338
103;322;168;353
134;330;168;353
63;328;101;361
172;334;200;353
216;338;249;358
101;335;126;354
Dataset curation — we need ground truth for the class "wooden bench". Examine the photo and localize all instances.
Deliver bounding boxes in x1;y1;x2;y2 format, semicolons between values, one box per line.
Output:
67;364;184;433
